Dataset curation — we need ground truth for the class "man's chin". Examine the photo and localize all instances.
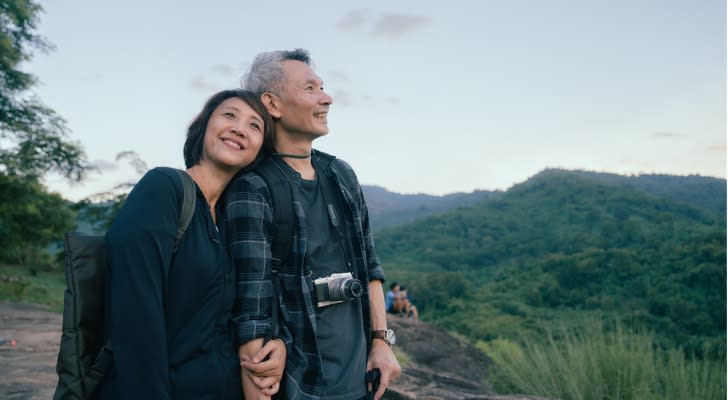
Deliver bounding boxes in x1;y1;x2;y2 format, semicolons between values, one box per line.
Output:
311;130;329;140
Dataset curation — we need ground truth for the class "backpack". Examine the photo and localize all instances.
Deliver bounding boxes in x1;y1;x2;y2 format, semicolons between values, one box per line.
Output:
53;169;196;400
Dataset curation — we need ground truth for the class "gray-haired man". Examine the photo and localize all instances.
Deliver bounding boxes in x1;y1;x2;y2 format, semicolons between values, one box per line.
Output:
228;49;401;400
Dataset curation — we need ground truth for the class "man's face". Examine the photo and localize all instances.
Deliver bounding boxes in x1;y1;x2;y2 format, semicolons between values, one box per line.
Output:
275;60;333;139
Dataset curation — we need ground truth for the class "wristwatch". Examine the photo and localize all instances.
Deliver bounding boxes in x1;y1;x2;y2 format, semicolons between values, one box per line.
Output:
371;329;396;346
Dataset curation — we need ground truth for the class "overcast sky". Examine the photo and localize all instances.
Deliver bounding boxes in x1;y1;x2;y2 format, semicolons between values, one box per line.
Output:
26;0;726;201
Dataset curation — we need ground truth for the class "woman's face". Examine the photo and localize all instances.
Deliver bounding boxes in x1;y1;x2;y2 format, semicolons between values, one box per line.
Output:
201;97;265;171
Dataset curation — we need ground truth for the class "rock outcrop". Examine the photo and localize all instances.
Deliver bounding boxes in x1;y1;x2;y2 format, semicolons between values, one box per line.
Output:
385;315;551;400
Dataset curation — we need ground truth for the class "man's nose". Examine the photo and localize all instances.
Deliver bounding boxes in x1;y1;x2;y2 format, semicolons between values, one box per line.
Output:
321;91;333;105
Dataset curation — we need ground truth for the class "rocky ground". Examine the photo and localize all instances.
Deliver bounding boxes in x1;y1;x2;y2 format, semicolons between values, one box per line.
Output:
0;302;549;400
0;302;60;399
384;316;550;400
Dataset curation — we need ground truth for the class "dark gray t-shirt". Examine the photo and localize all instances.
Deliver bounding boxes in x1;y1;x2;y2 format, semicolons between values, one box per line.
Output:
298;176;367;400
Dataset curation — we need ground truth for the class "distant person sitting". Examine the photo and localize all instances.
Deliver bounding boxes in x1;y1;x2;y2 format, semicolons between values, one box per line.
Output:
385;282;403;314
398;286;419;321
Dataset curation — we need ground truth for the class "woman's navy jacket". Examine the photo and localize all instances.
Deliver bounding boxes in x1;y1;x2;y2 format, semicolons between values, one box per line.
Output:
99;167;242;400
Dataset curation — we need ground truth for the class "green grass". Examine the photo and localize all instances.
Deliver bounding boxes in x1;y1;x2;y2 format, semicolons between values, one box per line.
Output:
483;318;726;400
0;263;65;312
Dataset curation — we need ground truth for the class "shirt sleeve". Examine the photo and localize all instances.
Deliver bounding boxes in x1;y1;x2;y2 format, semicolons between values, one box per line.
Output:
226;173;276;346
340;160;386;283
105;168;181;399
360;190;385;282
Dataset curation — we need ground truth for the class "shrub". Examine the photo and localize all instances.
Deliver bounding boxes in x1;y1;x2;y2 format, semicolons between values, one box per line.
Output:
487;318;726;400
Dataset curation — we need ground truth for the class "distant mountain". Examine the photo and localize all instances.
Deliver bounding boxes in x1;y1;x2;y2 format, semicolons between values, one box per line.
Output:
548;168;726;217
375;170;726;354
362;185;502;230
363;170;725;232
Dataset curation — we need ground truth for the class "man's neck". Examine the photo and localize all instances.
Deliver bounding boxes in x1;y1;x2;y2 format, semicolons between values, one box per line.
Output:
275;134;316;180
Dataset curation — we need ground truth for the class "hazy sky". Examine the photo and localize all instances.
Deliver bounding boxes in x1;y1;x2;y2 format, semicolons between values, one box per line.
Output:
26;0;726;201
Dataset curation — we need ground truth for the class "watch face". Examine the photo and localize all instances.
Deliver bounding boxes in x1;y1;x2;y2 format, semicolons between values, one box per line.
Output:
386;329;396;346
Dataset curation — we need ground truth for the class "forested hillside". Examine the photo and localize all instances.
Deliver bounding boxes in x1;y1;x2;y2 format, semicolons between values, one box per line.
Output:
376;170;726;355
567;169;726;216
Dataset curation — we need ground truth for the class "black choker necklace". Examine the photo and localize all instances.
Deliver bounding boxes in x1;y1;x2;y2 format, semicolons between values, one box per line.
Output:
272;152;312;159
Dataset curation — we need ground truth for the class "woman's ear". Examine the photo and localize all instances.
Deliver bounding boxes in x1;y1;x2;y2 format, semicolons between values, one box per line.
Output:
261;92;281;119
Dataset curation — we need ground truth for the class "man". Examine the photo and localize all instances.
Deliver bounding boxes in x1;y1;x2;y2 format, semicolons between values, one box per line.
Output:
385;282;401;314
228;49;400;400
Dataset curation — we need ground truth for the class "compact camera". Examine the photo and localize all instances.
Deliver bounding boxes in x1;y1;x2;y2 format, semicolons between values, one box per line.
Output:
314;272;363;308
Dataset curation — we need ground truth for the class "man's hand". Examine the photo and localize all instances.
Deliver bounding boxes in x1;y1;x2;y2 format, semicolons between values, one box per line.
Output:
241;338;286;396
367;339;401;400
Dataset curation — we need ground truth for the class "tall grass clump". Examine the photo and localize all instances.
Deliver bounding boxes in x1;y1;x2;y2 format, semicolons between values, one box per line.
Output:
486;318;726;400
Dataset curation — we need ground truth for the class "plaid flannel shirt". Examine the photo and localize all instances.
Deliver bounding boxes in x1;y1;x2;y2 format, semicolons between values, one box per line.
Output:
226;150;385;400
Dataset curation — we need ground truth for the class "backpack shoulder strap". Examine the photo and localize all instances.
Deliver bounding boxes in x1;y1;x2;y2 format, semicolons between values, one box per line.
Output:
252;158;294;342
255;158;294;271
174;169;196;251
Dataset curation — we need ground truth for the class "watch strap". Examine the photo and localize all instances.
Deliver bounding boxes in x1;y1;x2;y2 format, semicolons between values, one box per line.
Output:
372;329;393;346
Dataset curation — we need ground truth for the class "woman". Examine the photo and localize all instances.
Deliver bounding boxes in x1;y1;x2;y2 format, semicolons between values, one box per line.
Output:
99;90;284;399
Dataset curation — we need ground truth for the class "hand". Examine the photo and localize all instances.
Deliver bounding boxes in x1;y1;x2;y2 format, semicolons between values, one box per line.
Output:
241;338;286;396
367;339;401;400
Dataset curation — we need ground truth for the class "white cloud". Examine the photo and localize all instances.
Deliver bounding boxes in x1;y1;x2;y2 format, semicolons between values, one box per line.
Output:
370;13;431;39
335;10;369;32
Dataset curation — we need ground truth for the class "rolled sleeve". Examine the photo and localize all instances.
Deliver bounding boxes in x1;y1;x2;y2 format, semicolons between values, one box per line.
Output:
359;180;385;283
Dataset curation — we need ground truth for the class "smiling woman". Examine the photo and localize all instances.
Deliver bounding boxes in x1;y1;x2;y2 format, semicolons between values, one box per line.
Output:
93;89;285;400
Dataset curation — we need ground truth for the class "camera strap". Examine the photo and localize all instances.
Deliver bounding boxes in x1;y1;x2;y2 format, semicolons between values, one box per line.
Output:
316;161;359;279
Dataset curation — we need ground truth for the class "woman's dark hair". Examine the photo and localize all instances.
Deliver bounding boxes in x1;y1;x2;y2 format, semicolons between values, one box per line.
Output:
183;89;274;168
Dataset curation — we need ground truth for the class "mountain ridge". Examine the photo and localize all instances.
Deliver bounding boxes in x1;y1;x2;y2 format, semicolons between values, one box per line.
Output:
362;169;724;232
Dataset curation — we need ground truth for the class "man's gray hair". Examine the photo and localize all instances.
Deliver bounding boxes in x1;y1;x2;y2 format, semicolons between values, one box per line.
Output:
242;48;311;96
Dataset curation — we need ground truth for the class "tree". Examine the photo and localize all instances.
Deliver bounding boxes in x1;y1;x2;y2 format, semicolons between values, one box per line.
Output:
1;0;87;180
0;173;75;263
73;150;148;232
0;1;88;264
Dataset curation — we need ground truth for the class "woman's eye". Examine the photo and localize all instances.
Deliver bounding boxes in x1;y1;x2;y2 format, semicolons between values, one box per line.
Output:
224;112;235;118
251;123;261;131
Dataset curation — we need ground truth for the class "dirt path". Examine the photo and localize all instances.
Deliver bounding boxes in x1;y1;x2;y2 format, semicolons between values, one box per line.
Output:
0;302;60;400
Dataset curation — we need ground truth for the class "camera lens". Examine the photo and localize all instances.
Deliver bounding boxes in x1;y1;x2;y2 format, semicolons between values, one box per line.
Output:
344;279;364;300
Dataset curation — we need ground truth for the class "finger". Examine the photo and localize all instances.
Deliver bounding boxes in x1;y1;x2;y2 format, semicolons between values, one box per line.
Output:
261;381;280;396
257;353;283;370
251;374;277;390
243;360;275;374
374;384;386;400
251;342;274;364
374;374;389;400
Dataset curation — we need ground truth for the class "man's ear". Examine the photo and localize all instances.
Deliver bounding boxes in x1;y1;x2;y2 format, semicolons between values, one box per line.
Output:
261;92;282;118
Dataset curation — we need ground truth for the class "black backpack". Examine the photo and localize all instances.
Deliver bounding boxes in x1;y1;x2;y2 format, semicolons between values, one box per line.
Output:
53;169;196;400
